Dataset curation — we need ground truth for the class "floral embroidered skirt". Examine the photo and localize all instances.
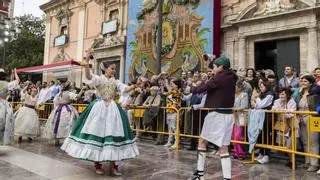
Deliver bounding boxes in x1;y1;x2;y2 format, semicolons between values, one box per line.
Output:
61;99;139;162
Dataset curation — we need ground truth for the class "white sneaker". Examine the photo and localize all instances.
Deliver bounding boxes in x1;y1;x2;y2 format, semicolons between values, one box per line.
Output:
257;155;269;164
254;154;263;161
164;142;173;147
111;167;122;176
95;168;105;175
169;144;177;150
317;168;320;175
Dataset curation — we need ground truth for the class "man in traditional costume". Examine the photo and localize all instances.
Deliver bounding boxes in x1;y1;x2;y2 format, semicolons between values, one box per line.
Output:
189;56;237;180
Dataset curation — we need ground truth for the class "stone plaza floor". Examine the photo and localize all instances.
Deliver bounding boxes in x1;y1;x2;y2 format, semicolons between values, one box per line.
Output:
0;139;319;180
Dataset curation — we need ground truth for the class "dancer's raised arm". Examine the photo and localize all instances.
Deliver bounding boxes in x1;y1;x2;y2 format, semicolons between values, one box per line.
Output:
13;68;20;82
82;53;92;80
6;69;20;91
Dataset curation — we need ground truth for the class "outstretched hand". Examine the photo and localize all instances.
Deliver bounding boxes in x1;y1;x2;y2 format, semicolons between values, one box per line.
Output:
81;51;92;66
81;56;90;66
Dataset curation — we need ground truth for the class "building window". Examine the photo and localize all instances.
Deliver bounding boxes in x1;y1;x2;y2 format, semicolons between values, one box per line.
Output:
0;15;4;22
60;26;68;35
109;9;119;20
0;1;9;12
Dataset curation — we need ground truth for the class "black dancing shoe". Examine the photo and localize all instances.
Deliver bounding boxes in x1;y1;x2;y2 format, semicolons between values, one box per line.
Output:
188;170;204;180
54;140;60;146
18;136;22;143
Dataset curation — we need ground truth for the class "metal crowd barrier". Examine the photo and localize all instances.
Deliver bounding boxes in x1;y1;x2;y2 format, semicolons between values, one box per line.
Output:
125;105;180;146
10;102;320;170
178;107;320;170
11;102;88;121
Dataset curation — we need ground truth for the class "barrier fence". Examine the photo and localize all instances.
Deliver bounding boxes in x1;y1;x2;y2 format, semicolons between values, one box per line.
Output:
11;102;320;170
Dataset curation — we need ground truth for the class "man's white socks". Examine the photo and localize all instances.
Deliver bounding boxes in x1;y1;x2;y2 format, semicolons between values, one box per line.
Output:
220;152;232;180
197;150;206;172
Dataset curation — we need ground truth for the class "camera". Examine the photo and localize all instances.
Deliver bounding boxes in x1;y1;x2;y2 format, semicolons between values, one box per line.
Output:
203;54;210;61
203;54;216;62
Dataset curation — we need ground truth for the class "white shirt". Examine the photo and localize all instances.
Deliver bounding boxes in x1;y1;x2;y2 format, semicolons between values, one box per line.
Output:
256;95;274;109
37;87;50;105
286;76;294;85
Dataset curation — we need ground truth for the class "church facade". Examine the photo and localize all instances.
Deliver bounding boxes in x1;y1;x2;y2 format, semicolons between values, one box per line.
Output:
221;0;320;77
40;0;128;84
39;0;320;84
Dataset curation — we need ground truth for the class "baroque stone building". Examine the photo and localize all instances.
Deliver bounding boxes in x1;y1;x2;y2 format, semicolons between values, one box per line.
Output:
0;0;14;28
221;0;320;77
40;0;128;84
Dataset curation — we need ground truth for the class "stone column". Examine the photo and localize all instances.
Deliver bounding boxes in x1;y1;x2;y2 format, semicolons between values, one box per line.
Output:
307;26;319;71
43;16;51;65
118;0;124;37
120;55;125;82
122;0;128;36
238;36;246;70
43;16;52;82
76;3;86;61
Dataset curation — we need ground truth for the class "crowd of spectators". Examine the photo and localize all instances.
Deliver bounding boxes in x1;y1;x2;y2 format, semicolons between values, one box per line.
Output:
8;63;320;174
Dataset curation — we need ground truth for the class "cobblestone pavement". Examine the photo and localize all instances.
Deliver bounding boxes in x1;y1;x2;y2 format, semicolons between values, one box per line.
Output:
0;139;318;180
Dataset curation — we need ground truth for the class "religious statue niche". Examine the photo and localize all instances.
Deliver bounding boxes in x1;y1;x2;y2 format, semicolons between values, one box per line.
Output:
52;48;72;63
127;0;212;81
254;0;297;16
55;8;73;36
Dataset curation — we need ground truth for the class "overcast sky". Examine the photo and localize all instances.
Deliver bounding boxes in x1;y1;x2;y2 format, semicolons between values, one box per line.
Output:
14;0;49;18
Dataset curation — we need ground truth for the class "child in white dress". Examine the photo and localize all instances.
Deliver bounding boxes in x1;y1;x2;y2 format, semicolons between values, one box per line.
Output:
15;82;40;143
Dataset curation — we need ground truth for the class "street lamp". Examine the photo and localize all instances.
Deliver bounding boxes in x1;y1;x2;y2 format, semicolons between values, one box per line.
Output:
1;18;12;67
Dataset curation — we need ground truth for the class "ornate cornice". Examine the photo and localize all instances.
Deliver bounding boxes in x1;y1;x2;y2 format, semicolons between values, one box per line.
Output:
94;0;105;5
231;0;312;23
41;0;87;14
56;7;73;26
78;0;86;11
92;35;125;50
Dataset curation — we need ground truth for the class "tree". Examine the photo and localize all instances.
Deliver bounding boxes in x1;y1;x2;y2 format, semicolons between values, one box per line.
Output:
1;15;45;71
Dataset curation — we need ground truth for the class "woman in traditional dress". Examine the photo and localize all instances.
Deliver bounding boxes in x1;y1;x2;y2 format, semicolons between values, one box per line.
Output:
164;78;182;150
61;55;139;176
44;81;83;146
0;68;19;145
231;79;249;160
14;82;40;143
271;87;297;167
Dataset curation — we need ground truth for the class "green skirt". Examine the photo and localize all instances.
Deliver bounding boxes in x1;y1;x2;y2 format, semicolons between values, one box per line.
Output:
61;99;139;162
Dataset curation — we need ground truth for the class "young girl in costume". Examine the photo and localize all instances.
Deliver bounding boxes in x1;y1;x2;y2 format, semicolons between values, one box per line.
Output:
164;78;182;150
44;81;83;146
15;82;40;143
61;54;139;175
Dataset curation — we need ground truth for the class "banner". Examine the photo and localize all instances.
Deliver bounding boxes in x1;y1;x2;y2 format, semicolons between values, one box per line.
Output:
125;0;214;82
